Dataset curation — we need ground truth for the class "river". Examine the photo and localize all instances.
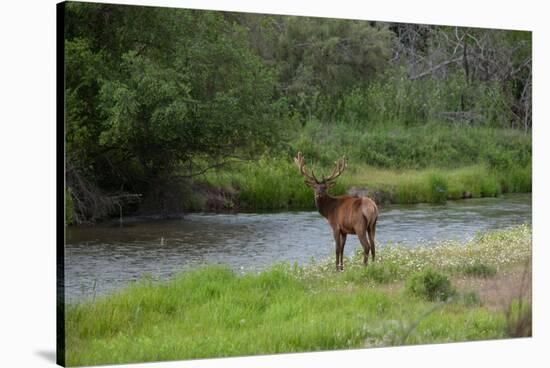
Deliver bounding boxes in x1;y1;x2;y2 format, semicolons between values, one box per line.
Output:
65;193;531;303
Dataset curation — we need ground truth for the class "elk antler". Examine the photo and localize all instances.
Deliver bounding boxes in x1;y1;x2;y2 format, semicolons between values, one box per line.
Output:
294;152;319;184
323;155;348;183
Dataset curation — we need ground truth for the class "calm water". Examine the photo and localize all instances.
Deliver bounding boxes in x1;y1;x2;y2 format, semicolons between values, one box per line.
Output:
65;193;531;303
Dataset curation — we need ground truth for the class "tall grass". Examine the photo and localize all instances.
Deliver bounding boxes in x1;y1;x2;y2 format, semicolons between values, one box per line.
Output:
65;225;531;366
333;73;516;129
355;165;521;204
290;119;531;170
202;160;529;209
195;120;530;210
203;157;347;210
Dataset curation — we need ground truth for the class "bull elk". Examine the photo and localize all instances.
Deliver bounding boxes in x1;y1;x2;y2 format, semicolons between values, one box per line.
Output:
294;152;378;271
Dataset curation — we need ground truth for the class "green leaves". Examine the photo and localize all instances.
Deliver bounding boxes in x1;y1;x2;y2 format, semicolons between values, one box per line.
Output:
274;18;394;120
65;4;284;213
98;51;192;152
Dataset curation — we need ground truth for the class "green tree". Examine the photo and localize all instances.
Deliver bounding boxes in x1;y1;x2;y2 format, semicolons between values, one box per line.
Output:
273;17;394;120
64;4;284;221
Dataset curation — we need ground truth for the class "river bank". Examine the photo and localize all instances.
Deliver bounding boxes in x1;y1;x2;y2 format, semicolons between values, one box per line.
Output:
191;122;531;211
64;194;531;303
64;225;531;366
65;122;532;223
194;162;531;212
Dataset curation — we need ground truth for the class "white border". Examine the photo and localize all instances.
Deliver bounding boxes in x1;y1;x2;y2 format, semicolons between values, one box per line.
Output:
1;0;548;367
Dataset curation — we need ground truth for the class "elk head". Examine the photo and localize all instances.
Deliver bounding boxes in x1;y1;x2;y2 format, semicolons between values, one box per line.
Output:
294;152;348;199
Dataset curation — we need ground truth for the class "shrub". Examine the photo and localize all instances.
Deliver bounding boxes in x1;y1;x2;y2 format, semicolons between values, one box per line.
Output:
407;269;455;302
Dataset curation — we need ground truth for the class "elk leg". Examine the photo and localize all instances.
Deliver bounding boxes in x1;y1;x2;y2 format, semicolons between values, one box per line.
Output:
340;233;347;270
368;223;376;262
333;231;342;271
358;233;371;266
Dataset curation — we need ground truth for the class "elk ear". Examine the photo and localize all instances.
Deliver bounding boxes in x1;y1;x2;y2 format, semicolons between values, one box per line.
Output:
327;181;336;188
304;180;316;187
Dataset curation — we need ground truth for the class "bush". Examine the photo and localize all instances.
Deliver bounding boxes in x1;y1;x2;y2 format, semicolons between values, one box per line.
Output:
407;269;455;302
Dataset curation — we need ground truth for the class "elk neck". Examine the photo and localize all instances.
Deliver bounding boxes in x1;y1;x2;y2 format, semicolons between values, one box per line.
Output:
315;193;339;219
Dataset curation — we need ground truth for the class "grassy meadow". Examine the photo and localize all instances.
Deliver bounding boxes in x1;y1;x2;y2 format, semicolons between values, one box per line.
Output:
65;225;532;366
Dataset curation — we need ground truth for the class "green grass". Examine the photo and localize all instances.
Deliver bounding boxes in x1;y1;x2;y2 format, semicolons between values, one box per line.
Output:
290;120;531;170
200;160;530;209
347;164;499;203
460;262;498;278
193;121;531;210
65;225;532;366
202;156;347;210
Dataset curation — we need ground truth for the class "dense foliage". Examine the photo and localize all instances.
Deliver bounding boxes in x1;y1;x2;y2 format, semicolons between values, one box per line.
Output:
64;3;532;222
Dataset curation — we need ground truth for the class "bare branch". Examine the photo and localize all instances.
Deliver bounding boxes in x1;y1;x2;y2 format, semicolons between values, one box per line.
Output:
409;57;463;80
175;157;252;179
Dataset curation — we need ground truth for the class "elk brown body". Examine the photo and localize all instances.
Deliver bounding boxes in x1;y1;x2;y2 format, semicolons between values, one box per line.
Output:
294;152;378;271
